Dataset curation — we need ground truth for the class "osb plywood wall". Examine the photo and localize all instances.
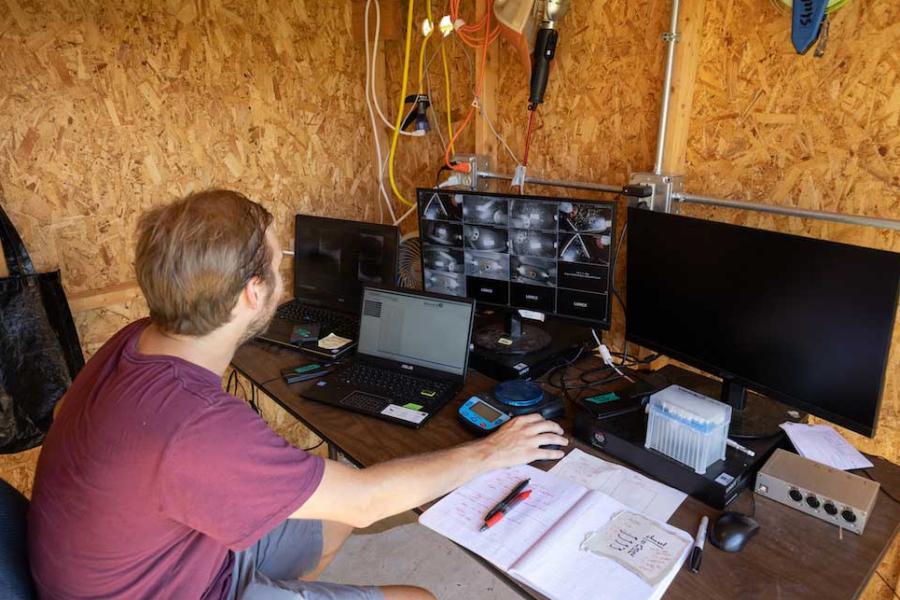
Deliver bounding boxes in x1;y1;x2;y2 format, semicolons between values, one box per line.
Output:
380;2;476;228
681;0;899;463
491;0;669;352
0;0;390;491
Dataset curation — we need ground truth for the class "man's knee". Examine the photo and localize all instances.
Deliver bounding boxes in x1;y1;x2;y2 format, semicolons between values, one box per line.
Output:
301;520;355;581
379;585;437;600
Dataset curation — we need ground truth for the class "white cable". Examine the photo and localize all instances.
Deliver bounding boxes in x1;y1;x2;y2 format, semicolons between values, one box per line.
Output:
393;204;418;226
593;330;636;383
478;100;520;165
365;0;397;224
370;0;419;137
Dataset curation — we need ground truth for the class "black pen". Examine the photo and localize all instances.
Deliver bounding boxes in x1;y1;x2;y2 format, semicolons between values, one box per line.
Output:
480;478;531;532
690;516;708;573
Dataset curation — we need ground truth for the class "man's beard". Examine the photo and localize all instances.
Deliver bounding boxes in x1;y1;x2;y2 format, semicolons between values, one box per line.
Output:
238;286;278;347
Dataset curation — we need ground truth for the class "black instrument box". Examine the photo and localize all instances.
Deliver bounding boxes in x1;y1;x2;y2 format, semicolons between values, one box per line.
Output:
468;312;590;381
573;365;788;509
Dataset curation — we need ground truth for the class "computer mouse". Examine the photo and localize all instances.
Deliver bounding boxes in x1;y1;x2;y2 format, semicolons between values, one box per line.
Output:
709;511;759;553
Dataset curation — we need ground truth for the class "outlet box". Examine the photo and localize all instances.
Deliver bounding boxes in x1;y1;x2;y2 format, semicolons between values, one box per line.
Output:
451;154;491;191
628;172;684;213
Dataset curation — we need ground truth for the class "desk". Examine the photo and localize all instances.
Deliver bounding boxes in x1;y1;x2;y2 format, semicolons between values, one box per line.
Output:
232;340;900;600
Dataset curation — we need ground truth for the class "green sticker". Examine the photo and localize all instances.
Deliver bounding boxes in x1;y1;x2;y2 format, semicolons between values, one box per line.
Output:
403;402;424;411
293;363;322;374
585;392;620;405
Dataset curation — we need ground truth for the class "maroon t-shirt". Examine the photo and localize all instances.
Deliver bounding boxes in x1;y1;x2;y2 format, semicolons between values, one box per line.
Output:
28;319;325;599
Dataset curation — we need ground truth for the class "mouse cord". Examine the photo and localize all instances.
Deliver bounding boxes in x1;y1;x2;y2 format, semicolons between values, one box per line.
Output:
860;470;900;506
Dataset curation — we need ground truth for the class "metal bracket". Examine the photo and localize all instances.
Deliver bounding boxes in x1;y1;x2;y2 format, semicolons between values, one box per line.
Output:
627;172;685;213
661;32;680;42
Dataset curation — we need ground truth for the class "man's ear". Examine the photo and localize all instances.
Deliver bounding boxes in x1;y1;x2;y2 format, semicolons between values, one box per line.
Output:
242;276;263;310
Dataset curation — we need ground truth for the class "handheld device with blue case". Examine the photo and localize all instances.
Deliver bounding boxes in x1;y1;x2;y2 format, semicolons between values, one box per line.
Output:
458;396;512;434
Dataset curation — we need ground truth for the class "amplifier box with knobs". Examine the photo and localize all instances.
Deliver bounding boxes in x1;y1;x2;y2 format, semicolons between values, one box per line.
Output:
755;449;880;535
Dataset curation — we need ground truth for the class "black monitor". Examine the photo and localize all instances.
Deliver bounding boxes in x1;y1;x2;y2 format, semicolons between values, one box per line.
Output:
626;207;900;438
293;215;399;313
417;188;616;353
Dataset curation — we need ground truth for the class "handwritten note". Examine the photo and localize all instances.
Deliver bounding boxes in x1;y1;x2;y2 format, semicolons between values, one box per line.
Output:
317;333;352;350
580;511;689;586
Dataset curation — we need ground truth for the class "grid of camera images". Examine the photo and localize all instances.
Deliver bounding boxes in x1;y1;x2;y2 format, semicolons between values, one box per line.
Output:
418;190;615;325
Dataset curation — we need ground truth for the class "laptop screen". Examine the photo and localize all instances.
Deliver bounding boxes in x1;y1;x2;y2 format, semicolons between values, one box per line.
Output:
293;215;399;312
357;288;474;377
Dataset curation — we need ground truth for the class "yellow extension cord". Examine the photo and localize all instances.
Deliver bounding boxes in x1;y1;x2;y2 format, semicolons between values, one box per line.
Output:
387;0;418;207
441;38;454;154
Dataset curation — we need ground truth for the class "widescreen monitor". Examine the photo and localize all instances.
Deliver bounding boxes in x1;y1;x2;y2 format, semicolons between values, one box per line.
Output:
626;207;900;437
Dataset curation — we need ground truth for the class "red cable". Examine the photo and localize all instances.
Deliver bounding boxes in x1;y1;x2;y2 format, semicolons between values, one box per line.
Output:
522;108;538;166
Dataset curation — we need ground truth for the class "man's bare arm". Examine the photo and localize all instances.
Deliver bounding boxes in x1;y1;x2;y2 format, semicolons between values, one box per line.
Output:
290;414;567;527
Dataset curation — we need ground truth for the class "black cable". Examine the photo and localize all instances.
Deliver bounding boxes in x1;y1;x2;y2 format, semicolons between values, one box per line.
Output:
611;222;628;312
860;469;900;506
543;344;589;391
302;439;326;452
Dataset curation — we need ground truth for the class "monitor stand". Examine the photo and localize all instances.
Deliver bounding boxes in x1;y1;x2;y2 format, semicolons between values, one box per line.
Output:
719;377;806;439
473;311;551;355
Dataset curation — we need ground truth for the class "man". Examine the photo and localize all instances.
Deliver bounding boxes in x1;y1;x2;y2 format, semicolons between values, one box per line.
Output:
28;190;568;600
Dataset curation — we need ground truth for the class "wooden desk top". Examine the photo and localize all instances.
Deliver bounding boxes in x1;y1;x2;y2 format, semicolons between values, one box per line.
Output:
232;340;900;600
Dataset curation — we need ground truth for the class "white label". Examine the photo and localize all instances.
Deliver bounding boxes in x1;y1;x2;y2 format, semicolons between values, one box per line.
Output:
497;337;513;346
714;473;735;487
381;404;428;424
513;362;530;374
518;309;545;322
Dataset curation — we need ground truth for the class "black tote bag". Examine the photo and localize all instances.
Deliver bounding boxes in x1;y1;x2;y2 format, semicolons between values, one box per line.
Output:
0;192;84;453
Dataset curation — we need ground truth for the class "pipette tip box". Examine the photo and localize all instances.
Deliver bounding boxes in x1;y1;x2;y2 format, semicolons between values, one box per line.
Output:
645;385;731;474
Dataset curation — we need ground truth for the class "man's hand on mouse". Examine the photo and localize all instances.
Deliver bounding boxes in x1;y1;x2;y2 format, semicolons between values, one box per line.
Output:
476;413;568;468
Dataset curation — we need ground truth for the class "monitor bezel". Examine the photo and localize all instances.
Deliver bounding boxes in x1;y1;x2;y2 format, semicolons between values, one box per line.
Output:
292;214;400;312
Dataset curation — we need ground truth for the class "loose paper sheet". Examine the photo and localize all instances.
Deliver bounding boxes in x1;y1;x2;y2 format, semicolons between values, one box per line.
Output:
580;511;689;586
550;449;686;522
780;423;873;471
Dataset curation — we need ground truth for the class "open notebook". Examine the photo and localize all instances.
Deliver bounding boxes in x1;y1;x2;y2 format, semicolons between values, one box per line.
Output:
419;465;692;600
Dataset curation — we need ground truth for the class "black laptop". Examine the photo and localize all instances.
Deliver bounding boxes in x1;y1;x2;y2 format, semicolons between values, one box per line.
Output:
258;215;399;359
301;286;475;428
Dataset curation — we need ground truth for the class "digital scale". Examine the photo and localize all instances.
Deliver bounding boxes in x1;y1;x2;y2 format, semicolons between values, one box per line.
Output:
458;380;565;435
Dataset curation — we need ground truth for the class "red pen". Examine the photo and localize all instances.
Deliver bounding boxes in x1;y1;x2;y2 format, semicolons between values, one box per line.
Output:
479;489;532;531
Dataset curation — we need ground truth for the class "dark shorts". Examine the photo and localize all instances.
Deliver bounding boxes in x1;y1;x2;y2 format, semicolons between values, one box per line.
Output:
228;519;384;600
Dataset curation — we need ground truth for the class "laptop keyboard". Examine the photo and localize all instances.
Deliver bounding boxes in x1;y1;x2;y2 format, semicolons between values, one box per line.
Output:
339;391;390;414
337;362;453;408
276;302;359;338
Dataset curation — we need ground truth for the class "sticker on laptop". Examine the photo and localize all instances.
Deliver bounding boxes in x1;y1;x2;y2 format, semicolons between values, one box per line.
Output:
381;404;428;424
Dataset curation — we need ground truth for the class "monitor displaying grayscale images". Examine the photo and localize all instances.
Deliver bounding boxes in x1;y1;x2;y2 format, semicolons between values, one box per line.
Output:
417;189;616;328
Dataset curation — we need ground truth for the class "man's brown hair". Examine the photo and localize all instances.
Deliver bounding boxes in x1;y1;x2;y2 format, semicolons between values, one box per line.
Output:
135;189;274;336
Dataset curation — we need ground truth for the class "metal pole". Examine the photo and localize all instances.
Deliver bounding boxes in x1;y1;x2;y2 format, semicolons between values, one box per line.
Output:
675;192;900;231
479;170;623;194
653;0;681;175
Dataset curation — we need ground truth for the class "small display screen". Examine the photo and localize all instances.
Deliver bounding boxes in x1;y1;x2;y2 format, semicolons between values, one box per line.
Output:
470;401;503;421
